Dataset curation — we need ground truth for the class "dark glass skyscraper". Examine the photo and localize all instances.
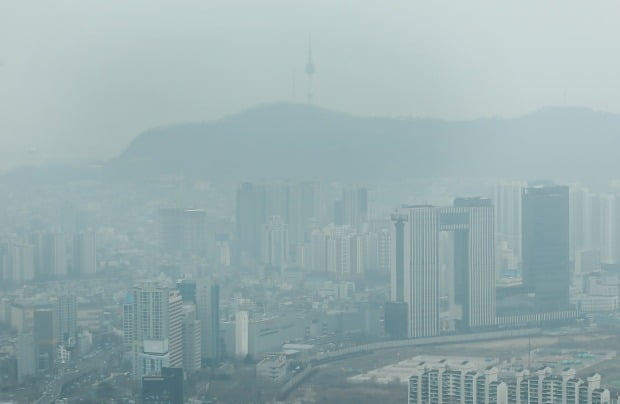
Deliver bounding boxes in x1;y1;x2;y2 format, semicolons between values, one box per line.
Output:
522;185;570;311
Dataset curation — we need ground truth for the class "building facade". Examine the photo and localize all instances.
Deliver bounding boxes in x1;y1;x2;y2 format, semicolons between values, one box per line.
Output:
522;185;570;311
391;198;495;338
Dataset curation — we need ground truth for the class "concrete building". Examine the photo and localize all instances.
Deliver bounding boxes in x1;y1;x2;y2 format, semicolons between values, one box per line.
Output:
73;231;96;275
338;186;369;230
235;311;249;358
207;283;220;361
129;283;178;379
408;366;506;404
16;333;36;383
196;281;220;362
0;243;35;283
55;294;77;345
406;362;610;404
33;308;57;370
168;291;183;369
256;355;289;384
600;194;620;265
36;232;67;279
378;228;392;274
391;198;495;338
262;215;289;269
182;305;201;374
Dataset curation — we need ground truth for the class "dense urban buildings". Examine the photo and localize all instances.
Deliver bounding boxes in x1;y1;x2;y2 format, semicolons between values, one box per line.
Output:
407;361;611;404
3;178;620;403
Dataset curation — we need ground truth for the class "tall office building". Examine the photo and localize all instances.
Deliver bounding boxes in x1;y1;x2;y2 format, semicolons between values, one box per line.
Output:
337;186;369;230
586;192;602;252
600;194;620;265
31;232;67;279
493;182;523;260
449;198;496;330
391;198;495;338
571;187;588;258
33;308;58;370
122;292;134;348
55;294;77;345
196;281;220;361
393;206;440;338
45;232;67;278
261;215;289;268
176;279;197;304
522;185;570;311
182;305;201;374
235;311;249;358
377;229;393;273
130;284;183;378
349;234;364;275
298;181;325;242
73;231;97;275
207;284;220;361
160;208;207;257
16;333;36;382
168;291;184;369
286;181;324;247
236;183;265;264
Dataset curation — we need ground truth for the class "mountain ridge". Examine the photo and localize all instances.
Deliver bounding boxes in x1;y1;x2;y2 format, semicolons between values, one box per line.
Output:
4;102;620;184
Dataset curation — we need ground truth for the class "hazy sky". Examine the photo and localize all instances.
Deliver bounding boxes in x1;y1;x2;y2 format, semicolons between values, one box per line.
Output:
1;1;620;169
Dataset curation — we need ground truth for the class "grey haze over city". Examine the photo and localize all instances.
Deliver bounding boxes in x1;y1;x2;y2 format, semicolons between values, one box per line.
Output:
3;1;620;404
3;1;620;169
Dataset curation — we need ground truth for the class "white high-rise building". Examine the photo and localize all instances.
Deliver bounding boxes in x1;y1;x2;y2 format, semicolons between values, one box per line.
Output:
235;311;249;358
129;283;185;379
408;364;610;404
392;198;495;338
168;291;184;369
394;206;441;338
122;292;134;348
